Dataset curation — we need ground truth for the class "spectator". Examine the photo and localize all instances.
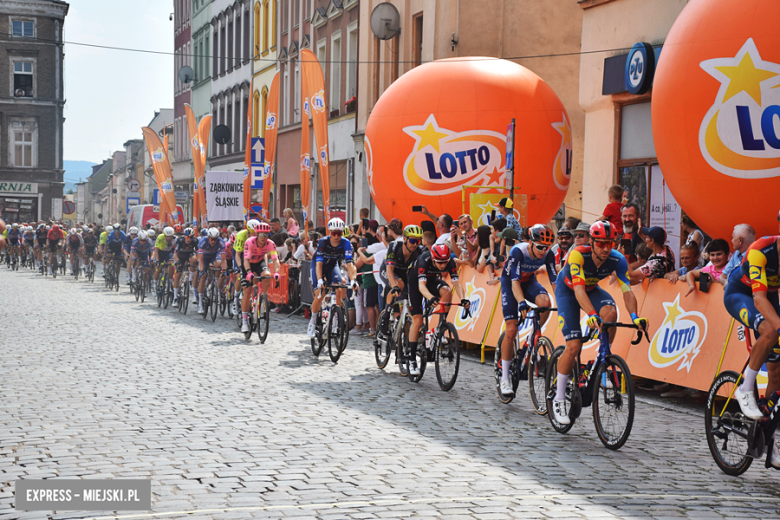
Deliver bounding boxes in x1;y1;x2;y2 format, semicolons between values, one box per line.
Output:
350;235;368;335
665;242;701;283
617;203;643;267
682;215;710;265
281;237;295;264
452;214;479;266
269;218;282;235
386;218;403;244
422;231;436;249
573;222;591;247
685;239;730;295
497;198;523;236
635;243;651;266
551;226;572;268
597;185;624;234
355;245;380;336
283;208;299;236
418;205;454;246
476;225;500;284
631;226;676;283
563;216;581;231
497;227;518;256
720;223;756;283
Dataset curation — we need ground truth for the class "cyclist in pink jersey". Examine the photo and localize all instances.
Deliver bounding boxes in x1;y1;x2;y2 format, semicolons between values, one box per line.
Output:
240;223;281;332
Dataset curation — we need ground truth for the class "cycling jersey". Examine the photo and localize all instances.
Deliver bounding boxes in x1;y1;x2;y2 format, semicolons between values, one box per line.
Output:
23;231;35;243
197;236;225;259
503;242;557;285
733;236;780;294
123;234;137;252
67;234;83;249
47;229;63;242
83;234;98;249
415;250;459;284
408;250;459;316
558;246;631;293
314;237;354;269
233;229;249;253
35;229;47;244
131;237;154;256
174;237;197;257
385;241;423;285
243;236;278;264
99;231;108;245
7;228;20;245
155;234;175;252
107;230;126;245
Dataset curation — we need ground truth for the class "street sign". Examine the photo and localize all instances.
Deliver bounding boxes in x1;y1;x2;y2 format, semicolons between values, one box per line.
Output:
152;189;159;205
126;178;141;191
175;191;188;203
251;137;265;189
250;204;262;215
62;200;75;214
126;197;140;213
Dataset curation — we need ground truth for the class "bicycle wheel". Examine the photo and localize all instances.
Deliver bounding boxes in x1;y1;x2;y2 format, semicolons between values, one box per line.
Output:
311;312;325;356
494;332;521;404
244;295;255;340
397;316;411;376
592;355;635;450
409;323;427;384
140;274;146;303
705;370;754;475
226;284;234;319
375;307;393;369
328;305;347;363
545;347;578;434
157;275;164;307
435;322;461;391
219;285;227;316
235;287;244;329
257;294;270;343
529;336;554;415
339;302;350;354
209;282;218;322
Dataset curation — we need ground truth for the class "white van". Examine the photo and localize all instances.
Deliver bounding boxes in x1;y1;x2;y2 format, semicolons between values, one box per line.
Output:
126;204;185;231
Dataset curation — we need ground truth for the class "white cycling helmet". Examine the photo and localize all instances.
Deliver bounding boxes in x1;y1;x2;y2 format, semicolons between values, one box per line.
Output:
147;229;156;238
113;223;121;229
70;228;76;234
12;223;19;228
207;227;220;239
129;226;139;235
163;226;174;237
246;219;261;232
138;231;148;241
327;217;345;232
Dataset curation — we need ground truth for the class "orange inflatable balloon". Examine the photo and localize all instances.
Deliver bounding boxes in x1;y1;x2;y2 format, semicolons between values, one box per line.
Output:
653;0;780;241
365;57;571;230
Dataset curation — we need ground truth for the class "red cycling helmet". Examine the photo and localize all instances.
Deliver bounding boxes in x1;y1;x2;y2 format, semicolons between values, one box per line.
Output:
173;224;183;233
431;244;450;262
589;221;616;240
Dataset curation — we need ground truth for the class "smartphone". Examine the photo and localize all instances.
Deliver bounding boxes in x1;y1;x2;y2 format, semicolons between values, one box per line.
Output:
412;205;423;212
699;272;710;293
362;237;368;248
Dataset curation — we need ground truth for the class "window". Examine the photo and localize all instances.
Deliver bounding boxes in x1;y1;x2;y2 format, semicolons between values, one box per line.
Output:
212;108;218;157
292;0;299;27
220;25;226;73
253;90;260;137
204;34;209;77
244;10;250;61
234;98;241;152
242;95;249;150
10;120;36;168
225;102;232;154
272;0;277;47
317;38;326;78
412;14;423;67
13;62;33;98
255;3;261;56
219;105;226;155
12;20;34;38
347;22;357;98
261;86;268;138
282;0;288;33
282;64;289;126
235;13;242;66
213;29;219;78
330;32;341;116
227;20;234;70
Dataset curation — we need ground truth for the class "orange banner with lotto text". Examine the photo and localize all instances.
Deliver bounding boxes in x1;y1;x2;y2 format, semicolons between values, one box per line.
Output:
262;72;279;221
197;115;211;224
184;104;203;224
301;49;330;221
300;71;311;227
142;127;179;226
447;266;752;393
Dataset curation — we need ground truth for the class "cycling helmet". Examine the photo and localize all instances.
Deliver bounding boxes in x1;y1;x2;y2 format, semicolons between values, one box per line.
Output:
230;232;237;242
70;228;76;234
113;223;120;230
431;244;450;262
200;228;208;237
207;227;220;239
327;217;345;232
163;226;174;237
173;224;182;233
129;226;139;235
246;219;261;232
87;228;94;233
403;224;424;238
147;229;156;238
12;223;18;228
529;224;555;246
138;231;148;240
38;223;45;230
184;227;194;237
257;222;271;234
589;221;616;240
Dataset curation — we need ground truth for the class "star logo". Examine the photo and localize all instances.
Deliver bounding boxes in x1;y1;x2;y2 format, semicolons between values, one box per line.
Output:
485;166;503;185
648;295;707;372
408;116;450;153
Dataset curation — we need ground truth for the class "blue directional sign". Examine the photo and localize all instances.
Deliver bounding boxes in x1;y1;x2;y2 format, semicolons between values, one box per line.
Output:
251;137;266;189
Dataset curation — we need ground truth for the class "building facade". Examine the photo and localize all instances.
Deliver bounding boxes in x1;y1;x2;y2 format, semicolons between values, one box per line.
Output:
173;0;194;220
251;0;277;214
0;0;69;223
191;0;213;172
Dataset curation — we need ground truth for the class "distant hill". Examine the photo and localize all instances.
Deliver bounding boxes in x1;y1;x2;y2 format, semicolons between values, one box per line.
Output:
63;160;97;193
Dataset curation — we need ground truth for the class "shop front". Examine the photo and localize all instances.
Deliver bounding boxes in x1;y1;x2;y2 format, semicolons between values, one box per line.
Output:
0;181;41;223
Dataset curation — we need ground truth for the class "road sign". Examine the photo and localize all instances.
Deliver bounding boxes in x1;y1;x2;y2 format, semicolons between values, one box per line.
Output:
126;197;140;213
63;200;75;214
251;137;266;189
152;189;159;205
175;191;188;203
126;178;141;191
250;204;262;215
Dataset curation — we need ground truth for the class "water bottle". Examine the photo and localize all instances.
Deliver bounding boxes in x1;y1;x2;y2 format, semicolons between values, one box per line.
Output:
425;330;433;350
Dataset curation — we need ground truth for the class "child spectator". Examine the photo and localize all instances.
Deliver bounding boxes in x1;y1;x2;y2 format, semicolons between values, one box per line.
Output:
665;242;701;283
597;185;624;235
685;239;730;295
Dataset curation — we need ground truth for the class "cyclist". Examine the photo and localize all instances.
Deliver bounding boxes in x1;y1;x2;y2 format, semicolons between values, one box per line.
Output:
99;225;110;276
83;228;98;276
407;243;470;376
35;223;48;271
22;226;34;265
130;230;154;287
105;225;126;281
46;224;64;272
240;222;281;333
65;228;82;275
7;223;20;264
172;227;198;307
306;217;359;338
551;221;646;425
197;227;226;315
232;219;260;316
724;235;780;422
153;226;176;293
123;227;139;284
498;224;558;396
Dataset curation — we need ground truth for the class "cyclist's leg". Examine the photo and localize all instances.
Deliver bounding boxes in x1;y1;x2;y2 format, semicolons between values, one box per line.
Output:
525;276;552;324
407;279;427;363
500;274;520;364
589;286;618;341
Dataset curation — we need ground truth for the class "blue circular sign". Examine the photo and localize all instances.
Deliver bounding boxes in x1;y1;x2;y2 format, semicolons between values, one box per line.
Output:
625;42;656;95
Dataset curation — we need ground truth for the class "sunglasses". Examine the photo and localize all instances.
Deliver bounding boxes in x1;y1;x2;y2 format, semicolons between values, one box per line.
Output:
433;259;449;265
407;238;420;245
593;240;613;248
534;244;550;252
574;233;589;238
330;230;342;237
208;237;218;242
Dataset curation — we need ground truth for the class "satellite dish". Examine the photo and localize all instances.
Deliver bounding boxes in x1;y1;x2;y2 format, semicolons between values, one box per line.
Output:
370;3;401;40
213;124;231;145
178;65;195;84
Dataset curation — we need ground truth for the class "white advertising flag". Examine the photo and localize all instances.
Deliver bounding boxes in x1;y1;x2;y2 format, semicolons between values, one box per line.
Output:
205;171;245;222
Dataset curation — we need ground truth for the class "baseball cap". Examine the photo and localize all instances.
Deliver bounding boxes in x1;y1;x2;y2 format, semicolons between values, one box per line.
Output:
641;226;666;243
498;227;518;241
498;197;514;209
368;219;379;231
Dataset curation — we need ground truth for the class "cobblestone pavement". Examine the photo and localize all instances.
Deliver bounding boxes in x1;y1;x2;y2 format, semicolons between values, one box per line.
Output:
1;268;779;520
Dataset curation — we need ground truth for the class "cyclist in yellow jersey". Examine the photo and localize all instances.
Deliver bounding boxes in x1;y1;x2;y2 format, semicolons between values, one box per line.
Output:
232;219;260;315
153;226;176;291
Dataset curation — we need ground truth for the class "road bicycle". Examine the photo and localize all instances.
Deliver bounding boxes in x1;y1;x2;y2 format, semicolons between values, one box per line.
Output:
41;251;48;277
71;250;80;280
201;267;224;321
310;283;352;363
85;256;96;283
493;306;556;414
219;271;235;319
175;262;191;314
156;260;174;309
104;254;121;292
545;321;646;450
705;327;780;475
49;249;58;279
375;293;410;370
58;251;66;276
399;299;469;391
132;262;151;303
241;274;278;342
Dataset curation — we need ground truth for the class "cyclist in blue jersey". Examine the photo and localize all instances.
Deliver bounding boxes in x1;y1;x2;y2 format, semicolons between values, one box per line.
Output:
123;226;139;284
498;224;558;396
130;230;154;286
197;227;227;314
307;217;359;338
551;221;647;425
7;223;21;260
106;225;127;281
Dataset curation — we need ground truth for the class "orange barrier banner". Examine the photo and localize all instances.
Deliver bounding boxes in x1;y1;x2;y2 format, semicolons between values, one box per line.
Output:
446;265;748;392
267;263;289;305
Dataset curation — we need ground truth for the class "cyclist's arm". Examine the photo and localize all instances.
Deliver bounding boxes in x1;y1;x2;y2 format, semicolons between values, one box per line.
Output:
345;261;357;281
315;261;324;285
621;289;639;317
419;278;435;300
451;279;466;302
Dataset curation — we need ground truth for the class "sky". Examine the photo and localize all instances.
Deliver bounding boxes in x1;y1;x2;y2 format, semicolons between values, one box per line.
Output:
63;0;174;162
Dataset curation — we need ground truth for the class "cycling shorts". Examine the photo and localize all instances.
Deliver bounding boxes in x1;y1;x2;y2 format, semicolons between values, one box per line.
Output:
8;237;19;246
25;239;34;246
555;284;616;341
68;242;81;252
107;241;123;255
409;277;450;316
48;242;59;252
310;263;341;290
500;274;549;321
724;281;780;339
134;251;150;263
201;253;218;267
157;250;171;263
177;253;193;266
85;246;96;256
248;260;270;278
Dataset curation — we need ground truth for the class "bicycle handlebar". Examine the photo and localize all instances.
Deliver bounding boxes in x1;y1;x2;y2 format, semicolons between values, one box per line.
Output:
428;299;472;319
586;321;648;345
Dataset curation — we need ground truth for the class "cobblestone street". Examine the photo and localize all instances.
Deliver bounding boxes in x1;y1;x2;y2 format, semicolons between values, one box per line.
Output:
1;268;779;519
